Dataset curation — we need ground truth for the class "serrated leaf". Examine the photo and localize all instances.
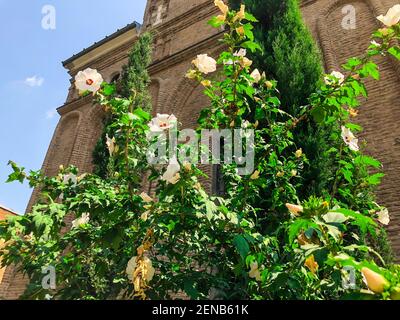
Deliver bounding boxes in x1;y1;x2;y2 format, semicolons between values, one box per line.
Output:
241;41;262;53
367;173;385;185
388;46;400;60
244;12;258;22
354;155;381;168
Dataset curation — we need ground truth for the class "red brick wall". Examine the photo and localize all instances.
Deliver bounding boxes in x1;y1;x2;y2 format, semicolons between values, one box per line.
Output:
0;207;18;296
301;0;400;260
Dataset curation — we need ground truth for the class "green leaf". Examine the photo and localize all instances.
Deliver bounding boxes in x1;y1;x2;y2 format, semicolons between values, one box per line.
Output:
341;169;353;183
243;23;254;41
288;219;317;243
361;61;380;80
233;235;250;259
205;199;217;221
134;108;151;121
367;173;385;185
345;123;362;132
32;213;52;235
244;12;258;22
319;223;342;242
334;209;376;234
6;161;26;183
343;57;362;69
311;106;325;123
354;155;381;168
184;279;199;299
388;46;400;60
102;83;116;96
241;41;262;53
208;16;225;28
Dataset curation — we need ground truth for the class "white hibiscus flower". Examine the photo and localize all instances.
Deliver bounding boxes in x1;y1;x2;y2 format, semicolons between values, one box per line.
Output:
75;68;103;94
214;0;229;16
324;71;345;85
377;208;390;225
250;69;262;83
286;203;304;216
234;48;247;57
140;192;153;203
63;173;78;187
341;126;359;152
376;5;400;27
71;212;90;229
249;262;262;282
192;54;217;74
162;157;181;184
106;135;116;156
370;40;381;47
148;114;177;133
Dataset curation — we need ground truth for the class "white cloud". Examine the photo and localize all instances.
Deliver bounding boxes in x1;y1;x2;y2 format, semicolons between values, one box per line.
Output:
46;109;57;119
24;75;44;87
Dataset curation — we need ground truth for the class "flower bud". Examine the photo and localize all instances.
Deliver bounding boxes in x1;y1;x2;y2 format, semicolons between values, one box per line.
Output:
201;80;212;87
265;81;273;89
361;267;389;293
250;170;260;180
295;149;303;158
236;26;245;37
185;69;197;79
286;203;304;216
277;171;285;178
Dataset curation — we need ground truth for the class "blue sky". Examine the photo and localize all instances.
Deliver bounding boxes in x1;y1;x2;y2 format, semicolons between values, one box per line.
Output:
0;0;147;214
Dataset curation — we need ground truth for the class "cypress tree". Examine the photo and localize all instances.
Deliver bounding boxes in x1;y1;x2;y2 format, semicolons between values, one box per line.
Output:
230;0;322;114
120;32;153;110
92;32;153;177
229;0;334;197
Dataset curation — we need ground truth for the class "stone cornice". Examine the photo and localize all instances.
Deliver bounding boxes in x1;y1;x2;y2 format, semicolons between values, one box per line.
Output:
66;40;136;78
57;94;93;116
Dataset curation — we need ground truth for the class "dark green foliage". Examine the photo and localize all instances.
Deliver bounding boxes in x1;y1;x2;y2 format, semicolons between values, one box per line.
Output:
230;0;322;114
296;123;338;199
369;228;394;265
92;116;114;178
229;0;333;197
120;32;153;111
92;32;154;177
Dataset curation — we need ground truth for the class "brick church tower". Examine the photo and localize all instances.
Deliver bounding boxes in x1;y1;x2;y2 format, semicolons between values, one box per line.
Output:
1;0;399;299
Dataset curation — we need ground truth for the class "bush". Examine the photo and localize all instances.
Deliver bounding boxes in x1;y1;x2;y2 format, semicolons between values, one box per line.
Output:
1;3;400;300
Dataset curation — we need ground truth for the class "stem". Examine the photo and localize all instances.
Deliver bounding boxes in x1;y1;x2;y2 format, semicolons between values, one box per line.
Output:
330;142;344;202
124;90;137;203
